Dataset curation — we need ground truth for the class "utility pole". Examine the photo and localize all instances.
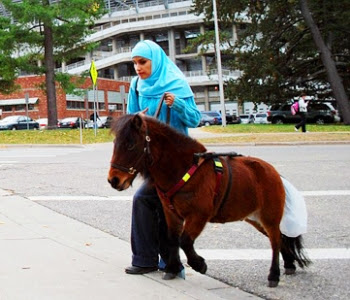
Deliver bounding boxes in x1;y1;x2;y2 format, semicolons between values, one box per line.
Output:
212;0;226;126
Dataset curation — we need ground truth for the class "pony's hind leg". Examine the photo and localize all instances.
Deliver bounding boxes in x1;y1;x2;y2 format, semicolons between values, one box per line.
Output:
246;218;281;287
264;225;282;287
281;234;311;275
180;216;209;274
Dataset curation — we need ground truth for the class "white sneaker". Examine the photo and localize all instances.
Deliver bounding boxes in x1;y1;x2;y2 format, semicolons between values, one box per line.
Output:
294;127;298;132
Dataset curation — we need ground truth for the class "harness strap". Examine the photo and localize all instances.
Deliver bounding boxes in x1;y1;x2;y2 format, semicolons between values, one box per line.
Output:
213;157;224;199
157;157;224;211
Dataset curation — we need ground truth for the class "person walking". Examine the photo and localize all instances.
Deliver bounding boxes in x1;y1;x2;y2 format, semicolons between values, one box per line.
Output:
295;93;309;133
125;40;201;277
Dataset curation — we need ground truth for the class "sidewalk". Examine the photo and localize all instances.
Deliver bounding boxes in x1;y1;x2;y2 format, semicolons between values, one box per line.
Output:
0;190;260;300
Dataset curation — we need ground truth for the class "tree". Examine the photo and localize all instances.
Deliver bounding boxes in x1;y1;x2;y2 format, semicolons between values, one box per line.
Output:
0;0;105;128
299;0;350;123
191;0;350;123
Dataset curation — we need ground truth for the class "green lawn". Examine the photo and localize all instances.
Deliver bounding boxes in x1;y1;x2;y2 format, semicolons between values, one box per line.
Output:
0;128;114;144
0;124;349;145
200;123;350;134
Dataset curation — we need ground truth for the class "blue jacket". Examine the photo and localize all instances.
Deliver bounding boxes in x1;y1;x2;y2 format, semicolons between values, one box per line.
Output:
127;77;200;136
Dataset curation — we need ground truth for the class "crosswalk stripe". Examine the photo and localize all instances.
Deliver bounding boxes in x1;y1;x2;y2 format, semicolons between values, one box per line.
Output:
190;248;350;260
25;190;350;201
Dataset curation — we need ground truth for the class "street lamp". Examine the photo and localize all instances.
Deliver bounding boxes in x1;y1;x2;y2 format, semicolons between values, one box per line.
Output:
212;0;226;126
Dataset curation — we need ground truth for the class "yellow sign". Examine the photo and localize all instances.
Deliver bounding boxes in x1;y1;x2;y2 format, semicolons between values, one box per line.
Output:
90;60;98;86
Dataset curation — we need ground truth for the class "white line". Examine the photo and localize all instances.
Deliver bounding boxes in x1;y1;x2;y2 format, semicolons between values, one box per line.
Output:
302;190;350;196
188;248;350;260
27;190;350;201
28;195;133;201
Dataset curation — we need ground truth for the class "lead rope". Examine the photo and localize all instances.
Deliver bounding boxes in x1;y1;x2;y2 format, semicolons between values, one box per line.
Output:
153;93;171;124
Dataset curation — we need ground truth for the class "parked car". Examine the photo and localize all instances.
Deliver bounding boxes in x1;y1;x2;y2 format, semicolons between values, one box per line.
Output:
254;113;269;124
36;118;48;130
0;115;39;130
85;116;113;129
239;114;255;124
58;117;85;129
100;116;113;128
198;111;222;126
267;102;339;124
226;113;241;124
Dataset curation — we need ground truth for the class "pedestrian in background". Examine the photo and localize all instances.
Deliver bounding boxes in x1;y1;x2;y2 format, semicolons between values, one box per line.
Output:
295;92;309;133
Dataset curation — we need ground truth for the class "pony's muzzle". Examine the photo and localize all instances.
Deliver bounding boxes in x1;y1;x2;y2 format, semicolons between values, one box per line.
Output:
108;176;121;190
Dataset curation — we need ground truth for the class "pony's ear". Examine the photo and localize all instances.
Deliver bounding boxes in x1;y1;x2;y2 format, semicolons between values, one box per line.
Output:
131;114;143;131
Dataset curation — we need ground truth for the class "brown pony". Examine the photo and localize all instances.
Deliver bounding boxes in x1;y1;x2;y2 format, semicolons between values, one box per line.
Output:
108;114;310;287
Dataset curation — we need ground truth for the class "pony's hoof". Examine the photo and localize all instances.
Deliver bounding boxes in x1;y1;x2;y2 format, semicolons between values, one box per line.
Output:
162;272;177;280
268;280;279;288
199;263;207;274
285;268;296;275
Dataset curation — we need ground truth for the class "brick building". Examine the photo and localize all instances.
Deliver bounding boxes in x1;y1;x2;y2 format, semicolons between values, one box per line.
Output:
0;76;129;121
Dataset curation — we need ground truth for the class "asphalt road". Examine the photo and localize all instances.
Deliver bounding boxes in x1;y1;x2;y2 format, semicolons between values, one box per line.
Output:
1;142;349;300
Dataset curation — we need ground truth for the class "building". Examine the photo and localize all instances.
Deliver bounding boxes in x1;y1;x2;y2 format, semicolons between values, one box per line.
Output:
59;0;247;115
0;76;129;121
0;0;268;120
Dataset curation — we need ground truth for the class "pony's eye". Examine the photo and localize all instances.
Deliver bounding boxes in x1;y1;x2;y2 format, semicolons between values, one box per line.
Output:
127;143;135;151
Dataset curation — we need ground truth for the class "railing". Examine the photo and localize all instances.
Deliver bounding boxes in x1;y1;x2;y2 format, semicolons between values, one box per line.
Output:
115;69;239;82
93;8;194;32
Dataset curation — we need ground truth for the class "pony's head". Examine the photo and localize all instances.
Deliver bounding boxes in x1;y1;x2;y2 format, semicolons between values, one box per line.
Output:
108;114;149;191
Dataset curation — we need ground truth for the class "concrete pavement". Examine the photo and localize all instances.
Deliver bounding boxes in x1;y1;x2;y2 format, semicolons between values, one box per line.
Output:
0;189;260;300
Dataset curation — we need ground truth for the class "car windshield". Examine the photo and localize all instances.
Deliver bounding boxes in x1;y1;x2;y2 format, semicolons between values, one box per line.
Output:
202;112;219;117
61;117;76;122
1;116;19;122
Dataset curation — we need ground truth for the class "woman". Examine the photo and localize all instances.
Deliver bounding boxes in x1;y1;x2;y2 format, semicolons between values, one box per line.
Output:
295;93;309;133
125;40;201;277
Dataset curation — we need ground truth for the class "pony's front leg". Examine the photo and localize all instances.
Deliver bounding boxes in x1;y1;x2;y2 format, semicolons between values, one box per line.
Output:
180;216;208;274
162;209;184;280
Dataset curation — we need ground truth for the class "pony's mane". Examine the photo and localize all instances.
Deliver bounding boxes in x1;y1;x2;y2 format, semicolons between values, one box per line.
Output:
143;115;206;153
110;114;206;154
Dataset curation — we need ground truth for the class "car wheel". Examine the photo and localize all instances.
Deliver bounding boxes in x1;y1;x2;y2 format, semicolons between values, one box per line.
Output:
315;117;325;125
273;118;284;124
11;126;17;130
204;121;210;126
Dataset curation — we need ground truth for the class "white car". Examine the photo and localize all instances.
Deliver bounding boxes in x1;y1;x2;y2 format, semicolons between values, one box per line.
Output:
254;113;269;124
239;114;255;124
36;118;48;129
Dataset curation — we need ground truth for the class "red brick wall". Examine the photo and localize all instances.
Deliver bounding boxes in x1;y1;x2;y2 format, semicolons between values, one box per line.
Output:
0;75;130;120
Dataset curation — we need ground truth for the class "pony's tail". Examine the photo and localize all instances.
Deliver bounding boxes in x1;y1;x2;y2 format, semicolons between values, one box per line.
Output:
281;234;312;268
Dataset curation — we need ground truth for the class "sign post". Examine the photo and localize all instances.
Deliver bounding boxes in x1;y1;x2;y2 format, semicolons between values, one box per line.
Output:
90;60;98;136
25;93;29;130
120;85;126;114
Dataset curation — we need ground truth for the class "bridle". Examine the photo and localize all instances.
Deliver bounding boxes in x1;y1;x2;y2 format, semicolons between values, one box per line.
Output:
110;94;168;176
110;119;152;176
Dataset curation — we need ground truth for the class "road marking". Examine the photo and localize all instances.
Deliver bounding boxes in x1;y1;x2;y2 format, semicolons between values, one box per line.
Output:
302;190;350;196
28;195;133;201
27;190;350;202
185;248;350;260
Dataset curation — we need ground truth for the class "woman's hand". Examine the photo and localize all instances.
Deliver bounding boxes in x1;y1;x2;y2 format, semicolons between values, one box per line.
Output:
139;107;149;116
164;92;175;107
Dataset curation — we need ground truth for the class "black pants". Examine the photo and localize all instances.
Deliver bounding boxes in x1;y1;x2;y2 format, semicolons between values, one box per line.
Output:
295;112;307;132
130;179;169;267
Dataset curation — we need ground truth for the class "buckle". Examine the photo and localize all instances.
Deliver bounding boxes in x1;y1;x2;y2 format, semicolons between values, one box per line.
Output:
213;157;223;173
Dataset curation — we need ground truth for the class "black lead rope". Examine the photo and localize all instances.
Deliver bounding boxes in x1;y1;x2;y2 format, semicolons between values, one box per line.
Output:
153;93;171;124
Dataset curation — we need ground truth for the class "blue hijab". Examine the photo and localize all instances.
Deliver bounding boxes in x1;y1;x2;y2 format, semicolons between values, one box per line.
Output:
131;40;193;98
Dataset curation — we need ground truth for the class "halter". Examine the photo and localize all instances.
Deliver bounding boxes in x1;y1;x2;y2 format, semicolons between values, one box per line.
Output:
110;121;151;176
110;94;168;175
